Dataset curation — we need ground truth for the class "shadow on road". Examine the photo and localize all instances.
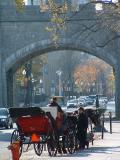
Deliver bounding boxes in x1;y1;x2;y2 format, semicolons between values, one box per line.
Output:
56;145;120;158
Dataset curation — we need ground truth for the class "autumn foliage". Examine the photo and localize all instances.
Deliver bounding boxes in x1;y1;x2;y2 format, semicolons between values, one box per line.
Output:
74;58;114;95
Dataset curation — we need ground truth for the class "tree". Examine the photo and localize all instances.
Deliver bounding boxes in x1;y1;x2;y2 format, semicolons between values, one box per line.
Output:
107;69;115;98
15;54;48;105
74;58;112;95
58;51;91;97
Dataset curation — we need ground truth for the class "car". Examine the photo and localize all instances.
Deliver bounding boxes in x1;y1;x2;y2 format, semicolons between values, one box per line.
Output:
85;98;95;106
106;100;115;115
99;97;108;104
77;98;86;107
67;99;78;108
0;108;13;129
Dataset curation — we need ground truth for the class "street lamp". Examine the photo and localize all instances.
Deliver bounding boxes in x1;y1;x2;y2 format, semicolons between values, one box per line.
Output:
31;78;36;105
51;80;55;96
39;79;43;94
56;70;62;96
80;81;83;95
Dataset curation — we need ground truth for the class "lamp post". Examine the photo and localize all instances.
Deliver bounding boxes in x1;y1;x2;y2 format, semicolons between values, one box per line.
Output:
31;78;36;105
51;80;55;96
92;81;96;94
80;81;83;95
56;70;62;96
23;61;32;107
67;81;71;99
39;79;43;94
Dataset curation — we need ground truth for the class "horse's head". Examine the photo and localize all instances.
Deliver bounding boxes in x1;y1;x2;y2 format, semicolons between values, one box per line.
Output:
85;109;100;126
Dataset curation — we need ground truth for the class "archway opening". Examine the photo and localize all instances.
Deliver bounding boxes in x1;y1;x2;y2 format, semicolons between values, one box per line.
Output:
7;50;115;110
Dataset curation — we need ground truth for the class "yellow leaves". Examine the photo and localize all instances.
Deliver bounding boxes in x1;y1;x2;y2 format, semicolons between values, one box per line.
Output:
15;0;25;10
74;65;96;86
51;17;64;24
61;2;68;13
52;33;59;41
46;0;68;46
74;58;111;91
45;27;54;32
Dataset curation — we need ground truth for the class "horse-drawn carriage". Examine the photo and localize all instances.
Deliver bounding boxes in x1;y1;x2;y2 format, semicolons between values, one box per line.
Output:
9;103;104;158
9;106;76;157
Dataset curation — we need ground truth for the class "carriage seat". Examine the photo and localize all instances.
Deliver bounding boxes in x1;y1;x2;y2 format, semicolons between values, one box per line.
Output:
41;106;58;119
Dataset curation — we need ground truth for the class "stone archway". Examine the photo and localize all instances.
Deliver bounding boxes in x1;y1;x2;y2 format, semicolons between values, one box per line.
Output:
4;38;120;116
5;38;116;71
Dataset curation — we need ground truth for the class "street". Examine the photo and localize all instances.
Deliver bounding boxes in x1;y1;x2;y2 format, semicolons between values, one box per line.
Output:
0;128;14;160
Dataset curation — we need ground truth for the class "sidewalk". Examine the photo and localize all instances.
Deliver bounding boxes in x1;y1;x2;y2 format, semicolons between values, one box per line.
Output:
19;120;120;160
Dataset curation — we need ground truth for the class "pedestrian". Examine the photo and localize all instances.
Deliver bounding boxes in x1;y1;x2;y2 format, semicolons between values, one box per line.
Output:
77;107;88;149
96;94;99;108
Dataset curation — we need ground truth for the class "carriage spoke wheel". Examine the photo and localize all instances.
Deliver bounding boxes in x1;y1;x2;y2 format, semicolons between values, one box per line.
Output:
10;129;22;157
66;131;75;154
47;130;57;156
33;143;43;156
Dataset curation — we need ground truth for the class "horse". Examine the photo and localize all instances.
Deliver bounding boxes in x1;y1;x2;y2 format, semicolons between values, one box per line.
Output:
46;107;101;154
57;107;101;152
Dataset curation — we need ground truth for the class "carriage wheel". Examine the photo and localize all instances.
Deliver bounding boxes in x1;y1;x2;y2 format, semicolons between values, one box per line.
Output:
66;131;75;154
10;129;22;157
47;131;57;156
34;142;43;156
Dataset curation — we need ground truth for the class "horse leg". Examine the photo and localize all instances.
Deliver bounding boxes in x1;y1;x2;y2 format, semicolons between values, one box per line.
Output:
62;136;67;154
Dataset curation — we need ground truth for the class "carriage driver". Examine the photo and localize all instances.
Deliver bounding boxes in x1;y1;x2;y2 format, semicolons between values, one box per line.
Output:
49;97;67;154
49;97;64;115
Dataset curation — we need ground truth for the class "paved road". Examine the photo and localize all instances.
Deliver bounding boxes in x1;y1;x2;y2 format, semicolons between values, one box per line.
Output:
0;128;13;160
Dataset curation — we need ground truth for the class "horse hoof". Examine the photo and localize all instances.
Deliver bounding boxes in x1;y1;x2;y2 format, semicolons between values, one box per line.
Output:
62;149;67;154
57;149;62;154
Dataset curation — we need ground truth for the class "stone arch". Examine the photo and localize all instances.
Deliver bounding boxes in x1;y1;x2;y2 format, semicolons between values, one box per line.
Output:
5;38;117;109
5;38;116;72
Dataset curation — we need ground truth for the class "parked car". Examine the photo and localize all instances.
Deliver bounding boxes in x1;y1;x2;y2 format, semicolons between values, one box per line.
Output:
77;98;86;107
0;108;13;129
67;99;78;108
85;97;95;106
106;100;115;114
99;97;108;104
